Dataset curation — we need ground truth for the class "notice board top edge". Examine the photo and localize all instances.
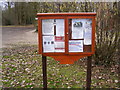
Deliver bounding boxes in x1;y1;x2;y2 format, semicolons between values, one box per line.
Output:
37;12;96;17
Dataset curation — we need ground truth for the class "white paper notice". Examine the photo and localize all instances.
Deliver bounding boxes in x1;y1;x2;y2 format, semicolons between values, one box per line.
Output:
43;36;55;52
56;19;64;36
69;40;83;52
84;19;92;45
84;28;92;45
72;19;84;39
42;19;54;35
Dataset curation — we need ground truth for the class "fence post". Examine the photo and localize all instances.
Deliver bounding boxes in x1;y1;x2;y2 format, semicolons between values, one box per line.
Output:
42;55;47;89
86;56;92;90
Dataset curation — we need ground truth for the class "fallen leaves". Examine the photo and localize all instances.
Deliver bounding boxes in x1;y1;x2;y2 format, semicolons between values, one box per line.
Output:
2;44;119;88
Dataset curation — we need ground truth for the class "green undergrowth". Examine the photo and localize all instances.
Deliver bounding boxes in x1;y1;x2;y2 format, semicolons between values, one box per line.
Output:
2;45;119;88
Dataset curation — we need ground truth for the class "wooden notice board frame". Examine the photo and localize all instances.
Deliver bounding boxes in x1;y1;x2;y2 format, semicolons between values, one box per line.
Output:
37;13;96;64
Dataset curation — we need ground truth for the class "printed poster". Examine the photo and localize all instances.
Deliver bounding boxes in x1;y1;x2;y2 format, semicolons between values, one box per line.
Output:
55;36;65;52
43;36;55;52
72;19;84;39
69;40;83;52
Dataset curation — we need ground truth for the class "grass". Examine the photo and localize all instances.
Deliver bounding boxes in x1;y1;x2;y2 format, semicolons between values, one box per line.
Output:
2;44;119;88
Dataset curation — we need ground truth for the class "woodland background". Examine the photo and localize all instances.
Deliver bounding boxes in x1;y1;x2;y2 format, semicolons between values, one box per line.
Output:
2;2;119;66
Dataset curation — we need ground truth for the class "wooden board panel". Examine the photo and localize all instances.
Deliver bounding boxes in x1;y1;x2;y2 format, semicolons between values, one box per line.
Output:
50;55;91;64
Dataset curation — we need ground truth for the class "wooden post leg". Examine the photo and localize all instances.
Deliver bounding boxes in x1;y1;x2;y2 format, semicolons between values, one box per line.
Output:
86;56;92;90
42;56;47;89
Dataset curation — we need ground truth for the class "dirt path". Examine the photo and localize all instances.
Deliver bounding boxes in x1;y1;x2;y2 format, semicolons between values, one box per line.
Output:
2;26;38;48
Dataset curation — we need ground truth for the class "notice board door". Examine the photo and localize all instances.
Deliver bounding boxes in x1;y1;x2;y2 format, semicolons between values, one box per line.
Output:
38;17;67;56
65;16;95;55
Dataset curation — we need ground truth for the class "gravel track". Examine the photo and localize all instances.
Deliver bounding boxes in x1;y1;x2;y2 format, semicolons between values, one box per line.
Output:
2;26;38;48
